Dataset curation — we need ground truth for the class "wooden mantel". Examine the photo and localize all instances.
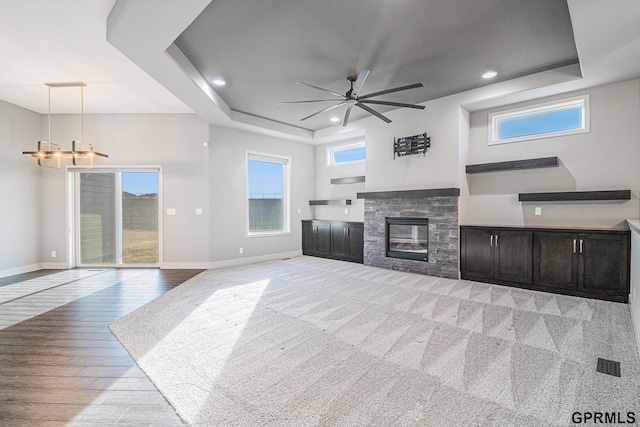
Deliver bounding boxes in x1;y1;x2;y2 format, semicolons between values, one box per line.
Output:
357;188;460;199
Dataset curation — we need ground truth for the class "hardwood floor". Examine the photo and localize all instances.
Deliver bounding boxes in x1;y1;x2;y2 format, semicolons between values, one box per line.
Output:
0;268;203;426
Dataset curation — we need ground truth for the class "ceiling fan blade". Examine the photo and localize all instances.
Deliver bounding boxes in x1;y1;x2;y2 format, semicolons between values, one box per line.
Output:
342;105;353;127
297;82;345;98
351;70;370;98
278;99;344;105
359;99;425;109
356;102;392;123
300;102;345;121
358;83;423;100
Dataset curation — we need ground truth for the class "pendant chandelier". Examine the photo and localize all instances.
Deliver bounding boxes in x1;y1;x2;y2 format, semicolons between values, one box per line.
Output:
22;82;108;168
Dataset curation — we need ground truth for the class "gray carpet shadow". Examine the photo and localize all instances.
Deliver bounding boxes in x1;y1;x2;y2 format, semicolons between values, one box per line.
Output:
109;256;640;426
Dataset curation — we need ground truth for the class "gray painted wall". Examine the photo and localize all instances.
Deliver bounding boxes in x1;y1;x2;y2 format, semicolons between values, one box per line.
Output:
0;100;42;275
38;113;210;267
313;79;640;230
313;140;365;222
466;79;640;228
3;78;639;273
208;125;315;263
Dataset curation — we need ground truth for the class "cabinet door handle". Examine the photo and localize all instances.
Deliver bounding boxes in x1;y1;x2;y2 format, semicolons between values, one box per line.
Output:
495;235;498;247
573;239;576;253
347;228;350;237
580;239;583;254
490;235;494;247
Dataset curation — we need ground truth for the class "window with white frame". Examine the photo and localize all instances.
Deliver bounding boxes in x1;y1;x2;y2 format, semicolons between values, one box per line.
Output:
489;95;589;145
326;140;366;166
246;151;290;235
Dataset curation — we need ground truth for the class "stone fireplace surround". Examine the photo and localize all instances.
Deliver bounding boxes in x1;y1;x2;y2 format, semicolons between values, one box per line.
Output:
357;188;460;279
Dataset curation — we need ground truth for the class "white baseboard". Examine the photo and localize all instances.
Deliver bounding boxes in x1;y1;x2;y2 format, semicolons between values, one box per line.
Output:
161;262;211;269
42;262;71;269
629;296;640;359
209;251;302;270
0;263;44;279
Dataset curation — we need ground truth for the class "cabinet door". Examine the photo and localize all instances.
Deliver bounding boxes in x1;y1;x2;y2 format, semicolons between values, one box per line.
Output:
494;230;533;284
460;228;494;281
346;224;364;262
578;232;629;297
330;223;348;257
533;232;578;291
316;222;332;256
302;221;316;255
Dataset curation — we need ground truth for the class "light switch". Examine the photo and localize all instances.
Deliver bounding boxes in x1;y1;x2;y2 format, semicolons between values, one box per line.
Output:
195;208;203;215
167;208;176;215
535;207;542;216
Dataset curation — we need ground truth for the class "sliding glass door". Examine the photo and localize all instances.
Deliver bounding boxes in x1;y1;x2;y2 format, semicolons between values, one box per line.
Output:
121;172;159;264
75;169;160;266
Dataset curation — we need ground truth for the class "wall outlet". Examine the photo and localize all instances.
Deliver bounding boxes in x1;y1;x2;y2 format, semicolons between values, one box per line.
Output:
167;208;176;215
535;207;542;216
345;208;349;214
195;208;203;215
51;251;56;258
239;247;243;254
297;208;301;214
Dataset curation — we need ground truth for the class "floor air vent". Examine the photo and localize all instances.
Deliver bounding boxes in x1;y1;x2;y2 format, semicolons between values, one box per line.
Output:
596;358;621;377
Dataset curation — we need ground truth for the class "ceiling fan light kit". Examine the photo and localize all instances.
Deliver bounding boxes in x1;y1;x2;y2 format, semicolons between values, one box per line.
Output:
22;82;108;168
278;70;425;127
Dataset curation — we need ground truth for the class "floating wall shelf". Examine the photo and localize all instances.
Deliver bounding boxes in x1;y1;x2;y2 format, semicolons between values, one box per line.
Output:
331;176;366;185
357;188;460;199
466;156;559;174
309;199;352;206
519;190;631;202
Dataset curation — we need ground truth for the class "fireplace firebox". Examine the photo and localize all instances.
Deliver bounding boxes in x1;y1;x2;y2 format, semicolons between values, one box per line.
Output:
386;217;429;261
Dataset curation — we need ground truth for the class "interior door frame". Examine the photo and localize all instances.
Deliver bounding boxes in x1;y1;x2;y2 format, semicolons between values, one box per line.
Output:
66;165;163;268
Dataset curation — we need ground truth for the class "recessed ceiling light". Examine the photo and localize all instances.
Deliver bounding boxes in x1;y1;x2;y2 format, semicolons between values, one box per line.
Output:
330;117;340;122
212;79;226;86
482;70;498;79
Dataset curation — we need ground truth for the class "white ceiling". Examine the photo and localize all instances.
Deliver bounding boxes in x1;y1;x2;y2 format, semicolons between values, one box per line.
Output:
1;0;639;143
0;0;191;114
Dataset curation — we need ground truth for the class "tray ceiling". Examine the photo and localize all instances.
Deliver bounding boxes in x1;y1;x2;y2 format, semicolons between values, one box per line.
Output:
175;0;579;131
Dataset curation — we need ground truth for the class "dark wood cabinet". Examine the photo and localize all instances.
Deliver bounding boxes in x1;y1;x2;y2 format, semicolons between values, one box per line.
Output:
534;230;629;300
302;221;330;257
460;227;532;285
461;225;630;302
302;220;364;263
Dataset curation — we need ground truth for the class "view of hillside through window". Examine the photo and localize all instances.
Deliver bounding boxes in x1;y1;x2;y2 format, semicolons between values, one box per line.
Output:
122;172;159;264
248;157;286;232
78;171;158;265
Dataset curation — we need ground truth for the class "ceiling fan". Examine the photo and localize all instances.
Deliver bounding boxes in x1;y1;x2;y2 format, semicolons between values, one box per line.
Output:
278;70;425;127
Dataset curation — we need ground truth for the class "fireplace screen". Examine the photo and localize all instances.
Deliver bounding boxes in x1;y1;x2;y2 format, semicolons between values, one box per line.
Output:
386;217;429;261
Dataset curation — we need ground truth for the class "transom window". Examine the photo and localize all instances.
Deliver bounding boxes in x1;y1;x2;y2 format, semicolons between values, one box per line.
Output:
326;140;365;166
246;151;291;236
489;95;589;145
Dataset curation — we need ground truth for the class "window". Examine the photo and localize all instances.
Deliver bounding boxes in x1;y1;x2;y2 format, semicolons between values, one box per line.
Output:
246;151;290;236
489;95;589;145
327;140;366;166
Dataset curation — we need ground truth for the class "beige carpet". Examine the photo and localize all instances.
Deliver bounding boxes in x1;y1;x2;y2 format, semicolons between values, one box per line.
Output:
109;256;640;426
